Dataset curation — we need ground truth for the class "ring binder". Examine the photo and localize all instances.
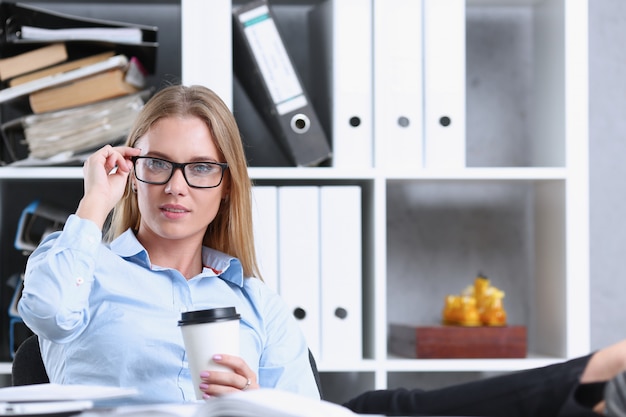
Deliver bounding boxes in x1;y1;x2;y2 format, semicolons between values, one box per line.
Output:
232;0;331;167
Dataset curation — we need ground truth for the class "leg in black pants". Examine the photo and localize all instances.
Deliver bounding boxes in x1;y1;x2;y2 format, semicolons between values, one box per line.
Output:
344;355;605;417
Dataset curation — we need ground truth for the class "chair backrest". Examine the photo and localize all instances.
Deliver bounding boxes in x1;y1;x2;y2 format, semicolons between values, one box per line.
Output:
11;334;49;386
308;349;324;399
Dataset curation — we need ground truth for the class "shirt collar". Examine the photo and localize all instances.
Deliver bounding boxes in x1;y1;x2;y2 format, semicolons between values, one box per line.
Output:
109;229;245;287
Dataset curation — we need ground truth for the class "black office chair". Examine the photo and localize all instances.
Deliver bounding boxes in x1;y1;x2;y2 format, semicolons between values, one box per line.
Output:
308;349;324;399
11;334;49;386
12;334;324;399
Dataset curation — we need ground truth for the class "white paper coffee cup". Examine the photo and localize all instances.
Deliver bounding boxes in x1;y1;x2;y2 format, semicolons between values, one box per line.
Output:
178;307;241;400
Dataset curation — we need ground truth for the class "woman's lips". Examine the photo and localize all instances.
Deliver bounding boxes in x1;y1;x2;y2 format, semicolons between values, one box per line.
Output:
160;204;189;219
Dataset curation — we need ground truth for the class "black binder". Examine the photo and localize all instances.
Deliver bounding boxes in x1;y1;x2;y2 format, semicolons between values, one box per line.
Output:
232;0;331;167
0;2;158;74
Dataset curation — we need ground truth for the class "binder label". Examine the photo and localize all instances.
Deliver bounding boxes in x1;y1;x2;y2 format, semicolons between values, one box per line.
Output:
238;5;307;115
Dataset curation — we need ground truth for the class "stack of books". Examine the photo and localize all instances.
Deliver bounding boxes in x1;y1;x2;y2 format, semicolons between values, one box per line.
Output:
0;3;158;166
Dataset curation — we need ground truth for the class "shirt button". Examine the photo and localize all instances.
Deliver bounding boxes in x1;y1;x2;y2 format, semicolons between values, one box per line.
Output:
76;277;84;286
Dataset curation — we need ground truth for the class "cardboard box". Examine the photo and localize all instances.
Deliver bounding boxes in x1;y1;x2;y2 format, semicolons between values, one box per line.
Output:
389;324;527;359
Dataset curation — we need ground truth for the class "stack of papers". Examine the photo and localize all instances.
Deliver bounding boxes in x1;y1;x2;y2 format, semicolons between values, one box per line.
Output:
0;384;139;416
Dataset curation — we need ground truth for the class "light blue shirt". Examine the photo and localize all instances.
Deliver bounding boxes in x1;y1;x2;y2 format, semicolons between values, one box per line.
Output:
18;214;319;404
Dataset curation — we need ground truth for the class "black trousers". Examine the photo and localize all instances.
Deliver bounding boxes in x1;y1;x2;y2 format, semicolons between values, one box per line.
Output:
343;355;606;417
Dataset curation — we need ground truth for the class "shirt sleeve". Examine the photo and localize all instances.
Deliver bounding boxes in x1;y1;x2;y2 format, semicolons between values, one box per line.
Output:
18;214;102;343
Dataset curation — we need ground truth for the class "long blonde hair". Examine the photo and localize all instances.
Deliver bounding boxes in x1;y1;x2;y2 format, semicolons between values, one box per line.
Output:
105;84;261;280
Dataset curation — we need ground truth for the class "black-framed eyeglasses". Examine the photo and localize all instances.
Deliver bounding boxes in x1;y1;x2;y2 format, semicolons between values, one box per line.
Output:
131;156;228;189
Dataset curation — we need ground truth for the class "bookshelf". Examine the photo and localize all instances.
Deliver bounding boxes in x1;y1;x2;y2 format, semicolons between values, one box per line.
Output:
0;0;588;407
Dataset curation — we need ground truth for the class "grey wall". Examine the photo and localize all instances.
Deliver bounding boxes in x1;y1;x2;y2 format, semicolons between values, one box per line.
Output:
589;0;626;350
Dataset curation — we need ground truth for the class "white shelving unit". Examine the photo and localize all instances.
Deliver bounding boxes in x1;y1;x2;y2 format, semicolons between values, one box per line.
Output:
0;0;588;406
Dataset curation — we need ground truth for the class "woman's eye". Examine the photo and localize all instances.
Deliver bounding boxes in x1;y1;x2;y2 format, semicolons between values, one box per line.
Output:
190;163;215;175
147;159;170;170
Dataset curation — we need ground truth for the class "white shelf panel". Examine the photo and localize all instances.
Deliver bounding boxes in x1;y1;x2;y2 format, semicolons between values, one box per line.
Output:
248;167;375;181
383;167;567;181
0;167;83;180
316;359;379;373
384;356;565;373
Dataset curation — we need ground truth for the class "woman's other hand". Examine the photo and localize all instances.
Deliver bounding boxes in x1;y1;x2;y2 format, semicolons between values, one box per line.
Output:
198;354;259;398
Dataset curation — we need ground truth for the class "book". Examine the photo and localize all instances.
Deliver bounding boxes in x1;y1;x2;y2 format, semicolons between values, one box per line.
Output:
28;58;145;114
0;2;158;74
0;54;130;104
232;0;331;167
388;324;527;359
8;51;115;86
0;43;67;81
16;91;146;161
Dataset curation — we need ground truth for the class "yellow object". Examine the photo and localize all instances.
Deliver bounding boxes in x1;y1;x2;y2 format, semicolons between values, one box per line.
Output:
442;274;507;326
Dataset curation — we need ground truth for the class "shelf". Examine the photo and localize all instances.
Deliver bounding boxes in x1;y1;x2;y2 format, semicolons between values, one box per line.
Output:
383;167;568;181
384;356;566;373
0;0;589;400
0;166;569;181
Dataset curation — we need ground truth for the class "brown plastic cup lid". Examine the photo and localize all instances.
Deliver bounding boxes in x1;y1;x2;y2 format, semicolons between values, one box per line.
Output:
178;307;240;326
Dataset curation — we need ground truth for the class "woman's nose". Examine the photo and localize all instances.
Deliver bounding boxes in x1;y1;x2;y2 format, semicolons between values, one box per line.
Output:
164;167;188;194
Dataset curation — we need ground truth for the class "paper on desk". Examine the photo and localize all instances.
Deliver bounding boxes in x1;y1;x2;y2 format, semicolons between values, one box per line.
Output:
0;383;138;402
80;403;200;417
197;388;359;417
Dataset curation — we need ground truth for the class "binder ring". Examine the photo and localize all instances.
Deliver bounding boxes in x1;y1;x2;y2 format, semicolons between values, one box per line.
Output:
290;113;311;134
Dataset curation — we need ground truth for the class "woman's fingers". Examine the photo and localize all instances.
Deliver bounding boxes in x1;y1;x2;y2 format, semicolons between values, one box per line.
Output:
198;354;258;397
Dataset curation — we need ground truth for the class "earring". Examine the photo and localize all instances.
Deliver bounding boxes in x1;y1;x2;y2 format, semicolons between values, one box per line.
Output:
131;183;137;193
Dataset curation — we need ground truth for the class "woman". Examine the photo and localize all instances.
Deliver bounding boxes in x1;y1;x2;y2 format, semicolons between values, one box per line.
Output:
18;84;319;403
344;339;626;416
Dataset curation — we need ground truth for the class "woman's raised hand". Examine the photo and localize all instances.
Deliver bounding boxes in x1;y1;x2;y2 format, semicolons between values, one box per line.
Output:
76;145;141;228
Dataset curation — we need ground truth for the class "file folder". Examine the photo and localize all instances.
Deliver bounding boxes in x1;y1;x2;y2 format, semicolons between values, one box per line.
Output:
0;2;158;74
320;186;362;361
15;200;70;253
251;185;279;293
423;0;466;168
309;0;373;169
233;75;292;167
373;0;424;170
277;186;321;357
232;0;331;167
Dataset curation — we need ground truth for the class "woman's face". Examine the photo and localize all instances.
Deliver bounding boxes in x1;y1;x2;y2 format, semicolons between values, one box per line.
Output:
133;115;228;245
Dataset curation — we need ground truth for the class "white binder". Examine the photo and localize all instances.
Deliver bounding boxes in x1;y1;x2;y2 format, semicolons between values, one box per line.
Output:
251;186;279;293
181;0;232;107
423;0;466;169
373;0;424;171
320;186;362;361
277;186;321;358
309;0;373;169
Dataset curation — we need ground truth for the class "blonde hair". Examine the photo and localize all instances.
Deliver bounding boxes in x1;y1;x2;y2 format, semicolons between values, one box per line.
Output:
105;84;261;280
